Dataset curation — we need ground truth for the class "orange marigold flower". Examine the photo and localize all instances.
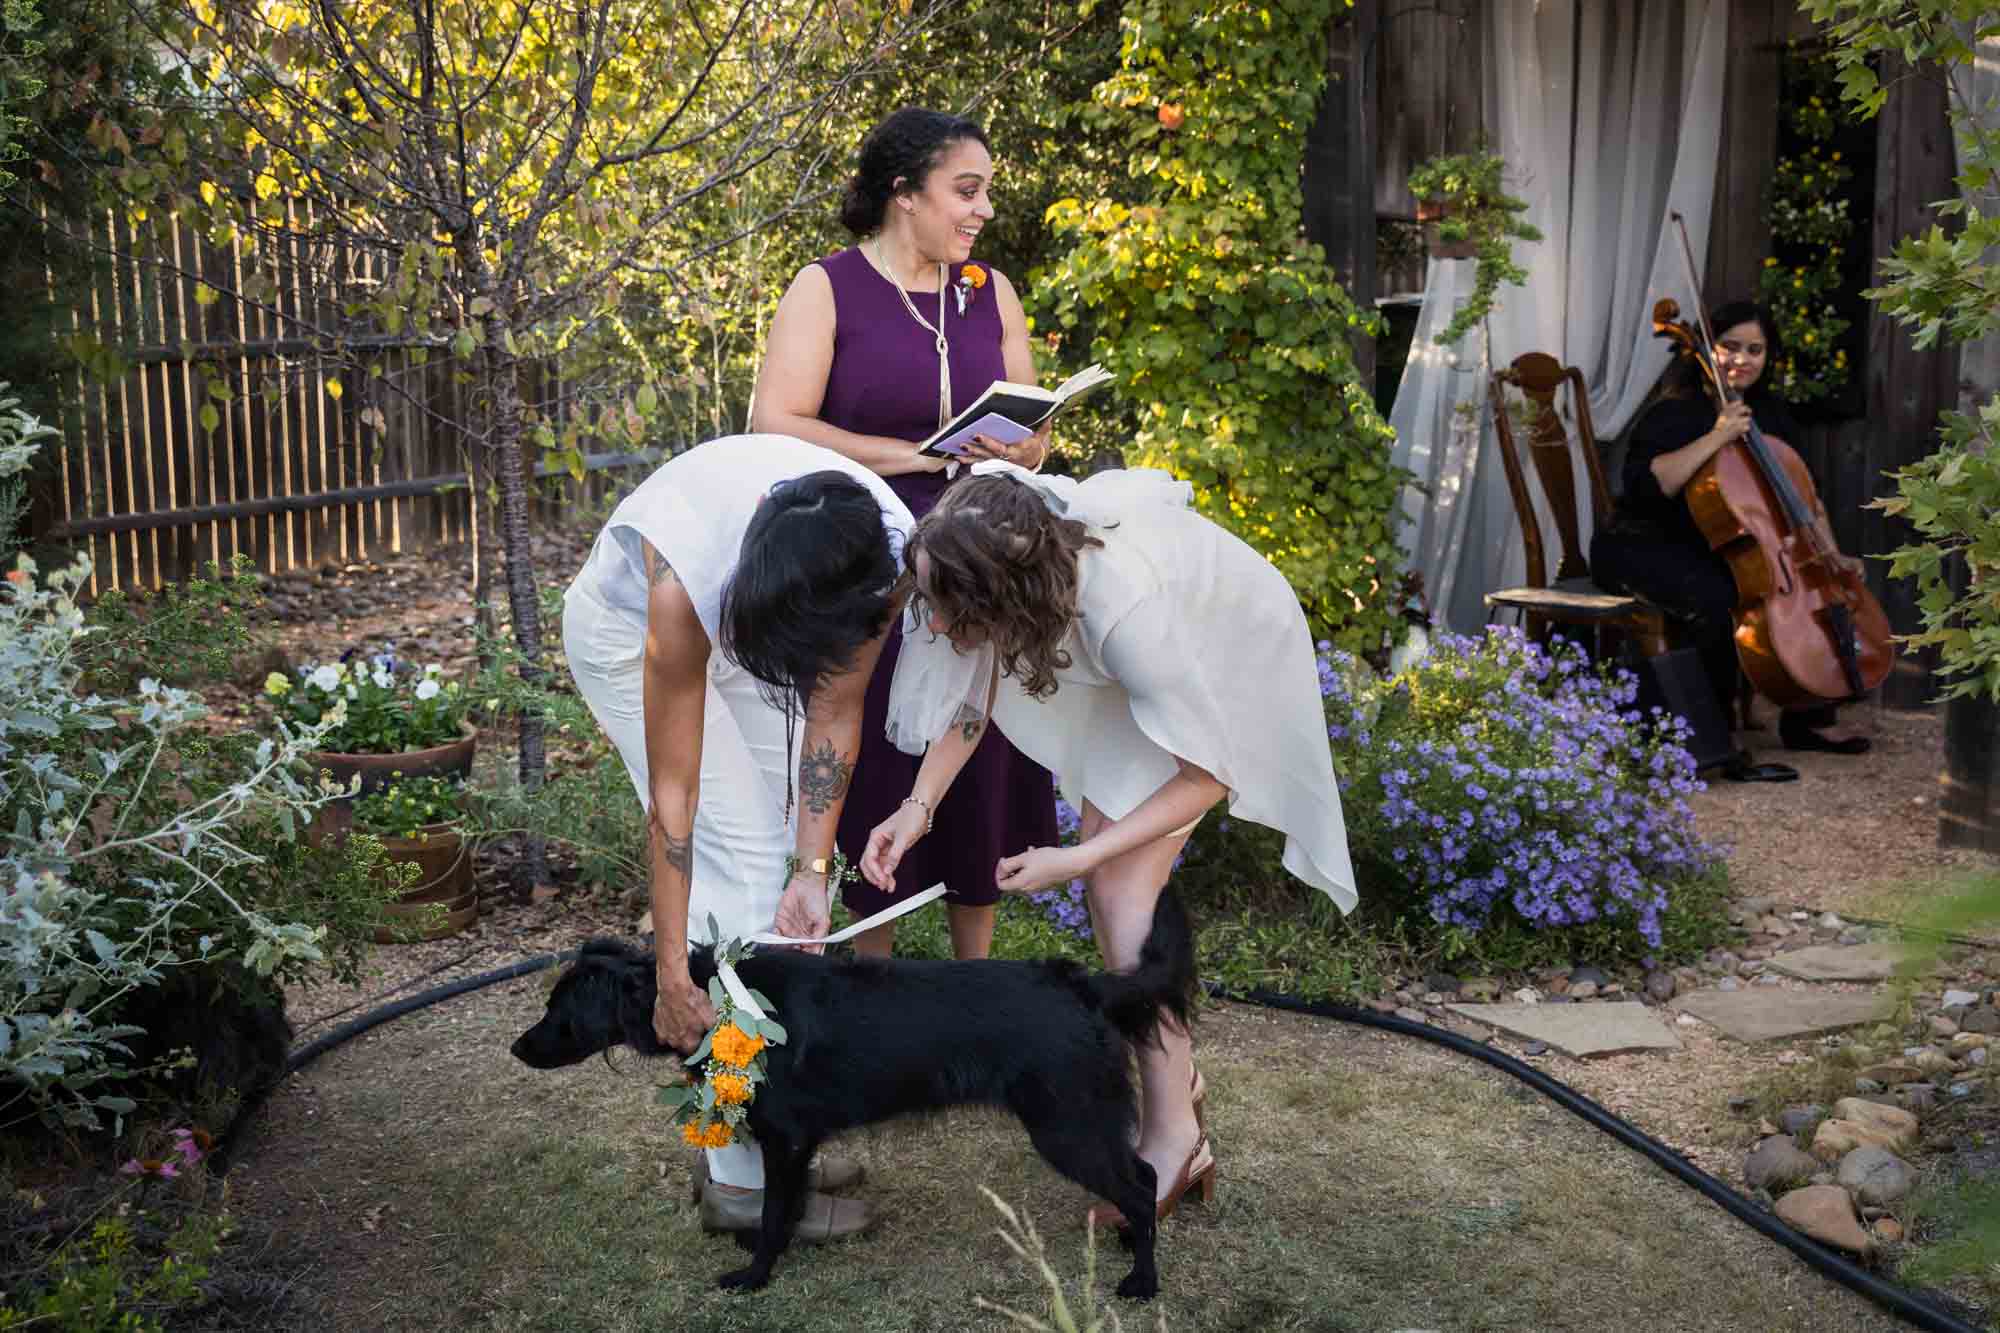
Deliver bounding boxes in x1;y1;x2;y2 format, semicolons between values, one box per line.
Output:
711;1072;751;1105
961;263;987;290
681;1120;708;1147
709;1023;766;1068
702;1121;734;1148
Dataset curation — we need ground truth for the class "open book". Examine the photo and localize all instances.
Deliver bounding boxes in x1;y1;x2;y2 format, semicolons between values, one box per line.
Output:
917;364;1115;460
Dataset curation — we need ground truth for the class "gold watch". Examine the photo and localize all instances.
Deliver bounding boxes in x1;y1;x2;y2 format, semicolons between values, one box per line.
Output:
802;857;830;877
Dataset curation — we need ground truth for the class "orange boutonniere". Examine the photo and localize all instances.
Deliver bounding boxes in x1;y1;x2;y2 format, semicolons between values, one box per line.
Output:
955;263;987;316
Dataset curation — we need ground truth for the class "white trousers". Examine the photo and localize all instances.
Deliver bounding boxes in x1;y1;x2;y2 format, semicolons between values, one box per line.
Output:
563;581;792;1189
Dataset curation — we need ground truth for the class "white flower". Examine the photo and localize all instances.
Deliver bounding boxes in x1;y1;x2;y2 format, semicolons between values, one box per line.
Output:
308;664;342;692
372;668;393;689
415;679;441;701
345;684;358;700
422;663;441;677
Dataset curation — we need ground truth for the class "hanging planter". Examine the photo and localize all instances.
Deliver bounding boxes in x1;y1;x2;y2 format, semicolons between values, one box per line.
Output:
1407;150;1543;345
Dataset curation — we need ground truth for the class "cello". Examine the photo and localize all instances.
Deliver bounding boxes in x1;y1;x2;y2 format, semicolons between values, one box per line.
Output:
1649;217;1893;708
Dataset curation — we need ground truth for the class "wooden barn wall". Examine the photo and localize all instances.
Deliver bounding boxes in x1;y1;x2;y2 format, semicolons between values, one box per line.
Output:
1374;0;1486;220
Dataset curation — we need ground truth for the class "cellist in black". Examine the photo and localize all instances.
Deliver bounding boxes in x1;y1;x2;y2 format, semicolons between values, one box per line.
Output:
1591;300;1870;782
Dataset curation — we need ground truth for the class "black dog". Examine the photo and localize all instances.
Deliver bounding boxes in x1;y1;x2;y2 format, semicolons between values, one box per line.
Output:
510;888;1195;1298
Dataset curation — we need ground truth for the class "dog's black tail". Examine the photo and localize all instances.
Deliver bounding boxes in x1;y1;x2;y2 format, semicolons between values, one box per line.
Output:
1086;887;1196;1046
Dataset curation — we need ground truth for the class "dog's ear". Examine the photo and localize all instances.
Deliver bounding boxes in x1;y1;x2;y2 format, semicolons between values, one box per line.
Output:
580;937;635;962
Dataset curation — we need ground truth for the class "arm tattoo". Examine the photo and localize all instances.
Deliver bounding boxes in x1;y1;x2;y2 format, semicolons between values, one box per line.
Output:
650;546;677;587
797;738;855;816
960;717;983;744
657;825;693;881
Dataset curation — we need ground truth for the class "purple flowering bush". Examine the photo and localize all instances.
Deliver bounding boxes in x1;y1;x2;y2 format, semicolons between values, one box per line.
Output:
1027;796;1095;942
1323;626;1718;955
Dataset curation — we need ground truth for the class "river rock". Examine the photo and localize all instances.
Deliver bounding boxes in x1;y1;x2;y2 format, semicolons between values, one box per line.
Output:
1914;1049;1958;1077
1774;1185;1874;1255
1645;971;1678;1004
1777;1104;1824;1135
1836;1146;1915;1208
1830;1098;1921;1150
1962;1008;2000;1035
1874;1217;1905;1244
1859;1062;1925;1086
1744;1136;1820;1192
1943;989;1981;1008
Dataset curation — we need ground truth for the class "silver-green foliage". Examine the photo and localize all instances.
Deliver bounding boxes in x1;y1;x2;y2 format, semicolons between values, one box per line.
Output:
1;441;367;1129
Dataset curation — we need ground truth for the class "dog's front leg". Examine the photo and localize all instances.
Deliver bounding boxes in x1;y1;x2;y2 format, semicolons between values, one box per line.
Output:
716;1135;811;1292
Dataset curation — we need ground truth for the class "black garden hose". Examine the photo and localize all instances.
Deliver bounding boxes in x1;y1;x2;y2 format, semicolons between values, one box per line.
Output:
215;951;1984;1333
1211;983;1986;1333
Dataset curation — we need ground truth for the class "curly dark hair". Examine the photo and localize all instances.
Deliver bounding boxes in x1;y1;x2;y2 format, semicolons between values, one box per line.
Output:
721;471;900;709
839;107;990;238
906;475;1104;699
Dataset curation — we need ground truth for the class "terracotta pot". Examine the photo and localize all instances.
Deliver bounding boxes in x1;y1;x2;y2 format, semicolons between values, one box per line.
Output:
304;721;477;799
1424;221;1478;261
369;823;479;943
374;889;479;943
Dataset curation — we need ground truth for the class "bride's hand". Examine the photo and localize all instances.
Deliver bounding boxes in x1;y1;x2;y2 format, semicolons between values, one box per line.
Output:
861;801;929;890
994;843;1087;895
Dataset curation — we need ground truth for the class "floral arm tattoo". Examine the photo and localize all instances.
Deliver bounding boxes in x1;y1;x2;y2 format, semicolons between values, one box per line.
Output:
960;716;982;744
797;738;855;816
650;546;676;586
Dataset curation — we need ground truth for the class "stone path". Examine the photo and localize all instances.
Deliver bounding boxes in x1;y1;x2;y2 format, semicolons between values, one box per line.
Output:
1407;898;1997;1284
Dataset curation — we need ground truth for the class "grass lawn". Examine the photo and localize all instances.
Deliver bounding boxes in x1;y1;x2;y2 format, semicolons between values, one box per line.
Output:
228;970;1906;1333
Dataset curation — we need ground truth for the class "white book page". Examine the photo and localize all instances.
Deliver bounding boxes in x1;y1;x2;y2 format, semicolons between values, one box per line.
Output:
924;412;1036;459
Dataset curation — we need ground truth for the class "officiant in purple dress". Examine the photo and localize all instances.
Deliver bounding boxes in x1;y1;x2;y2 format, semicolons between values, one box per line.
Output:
749;107;1058;960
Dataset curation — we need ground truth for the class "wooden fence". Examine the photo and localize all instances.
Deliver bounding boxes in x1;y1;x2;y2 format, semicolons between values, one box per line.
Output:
37;205;643;597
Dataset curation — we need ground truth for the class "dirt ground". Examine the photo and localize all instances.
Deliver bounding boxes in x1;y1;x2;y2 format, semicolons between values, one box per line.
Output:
204;536;1998;1330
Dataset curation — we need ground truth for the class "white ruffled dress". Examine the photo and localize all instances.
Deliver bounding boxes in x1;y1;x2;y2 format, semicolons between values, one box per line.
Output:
886;464;1356;912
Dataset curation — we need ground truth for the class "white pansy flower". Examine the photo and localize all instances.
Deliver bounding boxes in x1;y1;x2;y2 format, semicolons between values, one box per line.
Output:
415;679;441;701
423;663;441;677
372;668;393;689
308;664;342;692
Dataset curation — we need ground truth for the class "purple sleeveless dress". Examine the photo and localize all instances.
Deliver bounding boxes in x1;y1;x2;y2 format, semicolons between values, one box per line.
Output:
817;247;1059;916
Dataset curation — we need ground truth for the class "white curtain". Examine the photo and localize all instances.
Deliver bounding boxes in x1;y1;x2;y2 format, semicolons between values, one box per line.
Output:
1388;0;1730;633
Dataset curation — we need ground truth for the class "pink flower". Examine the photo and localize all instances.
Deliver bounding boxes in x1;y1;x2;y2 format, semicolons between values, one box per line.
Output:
120;1157;180;1179
169;1126;212;1167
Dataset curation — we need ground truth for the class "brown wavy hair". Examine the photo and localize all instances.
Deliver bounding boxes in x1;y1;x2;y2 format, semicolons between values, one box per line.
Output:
906;475;1104;699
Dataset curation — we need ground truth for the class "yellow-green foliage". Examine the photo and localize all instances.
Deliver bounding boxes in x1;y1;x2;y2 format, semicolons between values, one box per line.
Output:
1035;0;1405;653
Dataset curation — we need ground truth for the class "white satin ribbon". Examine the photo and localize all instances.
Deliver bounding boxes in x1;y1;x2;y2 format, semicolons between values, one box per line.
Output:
714;883;949;1022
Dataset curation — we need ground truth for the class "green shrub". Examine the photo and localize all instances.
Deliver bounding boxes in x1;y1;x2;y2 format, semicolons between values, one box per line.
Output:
1035;0;1405;654
2;448;393;1129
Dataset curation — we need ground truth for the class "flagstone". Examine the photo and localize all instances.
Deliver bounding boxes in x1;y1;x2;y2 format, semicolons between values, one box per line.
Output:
1443;1000;1681;1058
1762;943;1911;982
1673;987;1890;1042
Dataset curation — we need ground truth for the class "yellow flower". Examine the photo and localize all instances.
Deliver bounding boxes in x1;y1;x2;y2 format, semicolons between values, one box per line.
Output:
1764;257;1777;267
711;1072;751;1105
709;1022;766;1069
1804;332;1815;344
961;263;987;291
264;672;292;697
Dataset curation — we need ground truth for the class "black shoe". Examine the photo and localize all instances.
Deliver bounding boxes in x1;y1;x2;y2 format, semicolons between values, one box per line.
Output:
1779;724;1871;756
1719;751;1799;783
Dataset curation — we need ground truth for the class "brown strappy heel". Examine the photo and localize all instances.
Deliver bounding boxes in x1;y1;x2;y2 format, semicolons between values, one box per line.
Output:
1086;1130;1217;1231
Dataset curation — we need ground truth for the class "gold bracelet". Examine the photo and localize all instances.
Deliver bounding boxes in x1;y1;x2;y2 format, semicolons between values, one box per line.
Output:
899;795;934;834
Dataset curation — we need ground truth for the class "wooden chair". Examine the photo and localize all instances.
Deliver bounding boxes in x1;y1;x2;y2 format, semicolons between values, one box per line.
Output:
1483;352;1667;658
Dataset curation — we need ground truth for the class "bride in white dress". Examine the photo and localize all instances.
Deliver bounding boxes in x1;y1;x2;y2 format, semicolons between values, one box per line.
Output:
860;460;1355;1229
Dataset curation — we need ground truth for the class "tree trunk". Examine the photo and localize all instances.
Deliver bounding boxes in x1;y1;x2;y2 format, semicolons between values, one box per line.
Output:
467;440;503;670
1941;687;2000;854
485;332;548;890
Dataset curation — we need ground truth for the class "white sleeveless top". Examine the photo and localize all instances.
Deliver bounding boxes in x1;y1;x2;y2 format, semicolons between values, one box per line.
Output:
570;434;914;646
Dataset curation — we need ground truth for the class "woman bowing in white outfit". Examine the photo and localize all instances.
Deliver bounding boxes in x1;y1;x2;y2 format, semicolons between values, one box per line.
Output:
860;461;1356;1231
564;434;911;1243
